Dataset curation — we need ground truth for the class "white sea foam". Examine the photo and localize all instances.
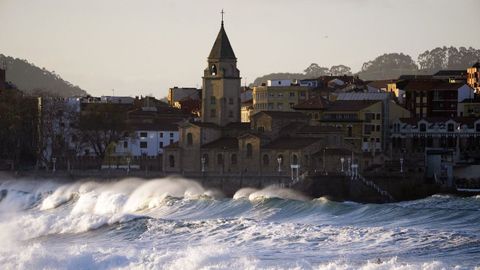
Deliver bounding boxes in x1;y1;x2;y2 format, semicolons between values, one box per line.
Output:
248;185;309;201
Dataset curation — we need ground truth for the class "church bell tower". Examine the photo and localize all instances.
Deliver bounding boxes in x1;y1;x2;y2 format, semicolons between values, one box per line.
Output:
201;11;241;126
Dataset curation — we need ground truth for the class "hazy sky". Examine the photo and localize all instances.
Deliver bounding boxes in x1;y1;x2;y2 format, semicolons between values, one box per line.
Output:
1;0;479;98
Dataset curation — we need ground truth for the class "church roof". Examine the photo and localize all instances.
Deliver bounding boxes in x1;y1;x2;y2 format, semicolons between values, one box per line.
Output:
208;24;236;60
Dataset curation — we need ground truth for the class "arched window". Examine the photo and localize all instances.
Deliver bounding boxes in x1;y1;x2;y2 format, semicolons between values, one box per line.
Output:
169;155;175;168
231;154;237;165
419;123;426;132
246;143;253;158
277;154;284;165
187;133;193;146
292;154;298;165
262;154;269;165
210;64;217;76
217;153;224;165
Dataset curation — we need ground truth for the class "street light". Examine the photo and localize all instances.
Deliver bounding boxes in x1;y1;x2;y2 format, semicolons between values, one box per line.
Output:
52;157;56;173
400;158;404;173
201;157;206;173
340;157;345;172
347;157;351;176
277;157;282;173
323;148;327;175
126;157;131;175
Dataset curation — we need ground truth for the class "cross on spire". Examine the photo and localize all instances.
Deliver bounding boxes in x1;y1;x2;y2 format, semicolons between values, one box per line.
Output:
221;9;225;26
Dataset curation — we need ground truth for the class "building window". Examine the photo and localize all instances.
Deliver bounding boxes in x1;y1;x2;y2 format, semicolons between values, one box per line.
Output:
246;143;253;158
140;141;148;148
258;126;265;133
170;133;174;137
170;139;174;144
419;123;426;132
376;125;381;132
169;155;175;168
160;132;163;138
376;138;380;143
292;154;298;165
277;154;284;165
376;113;381;120
217;154;224;165
447;123;454;132
289;92;295;97
263;154;269;165
187;133;193;145
228;110;233;118
123;141;128;148
231;154;237;165
347;126;353;137
210;96;216;105
229;98;234;105
210;109;216;118
159;142;163;148
289;103;295;108
140;132;148;138
476;123;480;132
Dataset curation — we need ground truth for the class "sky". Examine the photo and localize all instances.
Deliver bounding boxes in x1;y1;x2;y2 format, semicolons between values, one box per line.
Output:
1;0;479;98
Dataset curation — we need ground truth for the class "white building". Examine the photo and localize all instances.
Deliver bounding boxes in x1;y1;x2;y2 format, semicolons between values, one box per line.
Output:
115;126;179;157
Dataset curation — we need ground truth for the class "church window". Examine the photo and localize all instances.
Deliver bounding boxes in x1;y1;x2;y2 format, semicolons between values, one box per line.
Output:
210;96;216;105
217;154;224;165
231;154;237;165
210;109;216;117
246;143;253;158
169;155;175;168
292;154;298;165
187;133;193;146
263;154;269;165
210;64;217;76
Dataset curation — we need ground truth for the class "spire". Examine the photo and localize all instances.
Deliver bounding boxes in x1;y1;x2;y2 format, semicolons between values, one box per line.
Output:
208;10;236;60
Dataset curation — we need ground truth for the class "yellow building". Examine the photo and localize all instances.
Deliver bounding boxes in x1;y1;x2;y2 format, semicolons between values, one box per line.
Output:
253;80;313;114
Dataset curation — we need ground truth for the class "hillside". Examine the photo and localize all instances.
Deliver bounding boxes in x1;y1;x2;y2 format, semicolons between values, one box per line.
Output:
0;54;88;97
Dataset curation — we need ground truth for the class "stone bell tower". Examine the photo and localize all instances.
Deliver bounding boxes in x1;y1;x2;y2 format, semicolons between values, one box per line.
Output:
201;11;241;126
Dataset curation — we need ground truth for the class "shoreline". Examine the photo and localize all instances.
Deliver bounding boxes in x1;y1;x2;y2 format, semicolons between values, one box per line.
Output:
1;170;478;203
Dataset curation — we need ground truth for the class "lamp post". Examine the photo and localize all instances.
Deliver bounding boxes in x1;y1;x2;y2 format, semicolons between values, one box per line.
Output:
277;157;282;173
340;157;345;173
347;157;351;176
126;157;131;175
201;157;206;173
323;148;328;175
400;158;404;173
52;157;56;173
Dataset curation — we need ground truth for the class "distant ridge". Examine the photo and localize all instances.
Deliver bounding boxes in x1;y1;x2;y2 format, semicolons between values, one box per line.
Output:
0;54;88;97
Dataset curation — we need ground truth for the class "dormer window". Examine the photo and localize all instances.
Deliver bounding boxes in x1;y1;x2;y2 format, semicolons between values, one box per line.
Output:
210;64;217;76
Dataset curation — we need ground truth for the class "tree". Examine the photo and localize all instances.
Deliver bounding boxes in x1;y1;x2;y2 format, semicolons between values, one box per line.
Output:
418;46;480;73
304;63;330;77
329;65;352;76
78;104;129;159
358;53;418;80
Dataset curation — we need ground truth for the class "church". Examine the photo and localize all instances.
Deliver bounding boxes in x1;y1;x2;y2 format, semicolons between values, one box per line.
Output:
163;17;349;176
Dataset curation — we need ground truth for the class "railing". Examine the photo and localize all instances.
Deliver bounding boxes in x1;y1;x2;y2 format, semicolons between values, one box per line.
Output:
356;173;395;202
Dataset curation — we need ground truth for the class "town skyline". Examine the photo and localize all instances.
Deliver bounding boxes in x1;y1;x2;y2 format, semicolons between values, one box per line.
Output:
1;0;480;98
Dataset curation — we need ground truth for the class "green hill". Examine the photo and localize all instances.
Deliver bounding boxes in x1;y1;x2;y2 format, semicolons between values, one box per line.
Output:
0;54;88;97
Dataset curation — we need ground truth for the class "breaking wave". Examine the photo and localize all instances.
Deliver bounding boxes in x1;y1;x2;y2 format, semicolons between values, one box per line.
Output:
0;176;479;269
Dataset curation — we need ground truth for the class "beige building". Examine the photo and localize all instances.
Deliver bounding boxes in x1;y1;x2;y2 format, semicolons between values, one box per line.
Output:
253;80;313;113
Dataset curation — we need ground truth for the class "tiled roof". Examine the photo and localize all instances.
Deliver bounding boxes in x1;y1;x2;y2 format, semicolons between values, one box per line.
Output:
130;121;179;131
293;96;330;110
263;137;321;150
367;80;396;89
326;100;380;112
201;137;238;150
224;122;250;130
254;111;308;119
403;80;466;91
208;24;236;60
433;70;467;77
296;125;342;133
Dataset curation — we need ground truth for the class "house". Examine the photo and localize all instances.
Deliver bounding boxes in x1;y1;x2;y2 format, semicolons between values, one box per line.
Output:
252;82;313;113
167;87;201;106
402;80;475;117
467;62;480;94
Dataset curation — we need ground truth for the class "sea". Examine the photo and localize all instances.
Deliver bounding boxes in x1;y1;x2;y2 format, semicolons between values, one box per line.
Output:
0;176;479;270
